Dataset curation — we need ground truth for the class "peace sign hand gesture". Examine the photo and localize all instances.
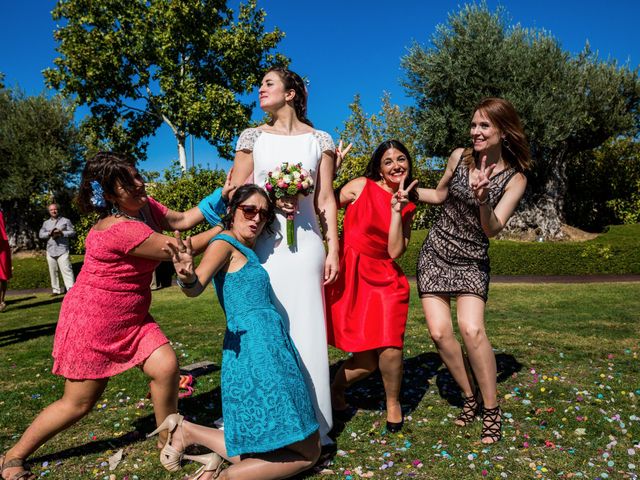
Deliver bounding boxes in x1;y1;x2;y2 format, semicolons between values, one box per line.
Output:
335;140;353;172
391;176;418;213
163;231;196;283
470;155;497;204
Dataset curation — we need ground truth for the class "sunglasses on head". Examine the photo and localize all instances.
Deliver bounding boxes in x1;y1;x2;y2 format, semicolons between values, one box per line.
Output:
237;204;269;221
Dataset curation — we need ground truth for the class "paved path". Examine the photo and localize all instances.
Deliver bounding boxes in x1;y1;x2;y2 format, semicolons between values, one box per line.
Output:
7;275;640;297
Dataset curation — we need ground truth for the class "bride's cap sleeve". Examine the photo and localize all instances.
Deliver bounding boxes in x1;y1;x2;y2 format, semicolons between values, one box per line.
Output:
235;128;262;152
314;130;336;153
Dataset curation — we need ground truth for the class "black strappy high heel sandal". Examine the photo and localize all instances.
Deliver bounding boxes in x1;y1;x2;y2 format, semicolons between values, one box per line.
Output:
481;405;502;443
454;394;482;426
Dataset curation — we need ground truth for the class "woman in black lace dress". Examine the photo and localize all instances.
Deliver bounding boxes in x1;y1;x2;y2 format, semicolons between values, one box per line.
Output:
416;98;531;443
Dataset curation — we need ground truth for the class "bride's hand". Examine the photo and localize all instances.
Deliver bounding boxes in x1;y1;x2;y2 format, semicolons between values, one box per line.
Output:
323;249;340;286
275;195;298;216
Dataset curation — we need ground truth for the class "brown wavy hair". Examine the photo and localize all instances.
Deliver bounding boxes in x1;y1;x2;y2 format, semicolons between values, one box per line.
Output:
465;97;531;172
266;66;313;127
76;151;140;217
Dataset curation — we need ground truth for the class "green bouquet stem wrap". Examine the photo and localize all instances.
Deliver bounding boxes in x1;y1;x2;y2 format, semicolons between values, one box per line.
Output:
286;213;295;246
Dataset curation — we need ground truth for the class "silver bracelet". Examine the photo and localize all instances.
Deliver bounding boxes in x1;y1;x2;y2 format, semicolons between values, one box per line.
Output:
177;275;198;289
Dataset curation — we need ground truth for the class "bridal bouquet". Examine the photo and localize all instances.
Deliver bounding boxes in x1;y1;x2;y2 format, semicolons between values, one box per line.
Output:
265;162;314;247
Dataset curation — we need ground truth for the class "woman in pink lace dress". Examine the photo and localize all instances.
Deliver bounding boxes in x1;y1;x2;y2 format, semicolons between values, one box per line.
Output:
0;152;222;480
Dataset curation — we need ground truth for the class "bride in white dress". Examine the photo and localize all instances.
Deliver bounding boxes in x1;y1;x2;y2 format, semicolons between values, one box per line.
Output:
225;67;340;445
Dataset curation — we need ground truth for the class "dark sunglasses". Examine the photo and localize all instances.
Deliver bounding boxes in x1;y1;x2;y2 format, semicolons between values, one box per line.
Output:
237;204;269;221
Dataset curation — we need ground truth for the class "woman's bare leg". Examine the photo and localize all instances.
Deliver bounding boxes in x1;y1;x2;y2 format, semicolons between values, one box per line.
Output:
141;343;180;446
0;279;7;305
377;347;403;423
456;295;497;408
173;422;320;480
330;351;378;410
422;295;475;397
2;378;108;479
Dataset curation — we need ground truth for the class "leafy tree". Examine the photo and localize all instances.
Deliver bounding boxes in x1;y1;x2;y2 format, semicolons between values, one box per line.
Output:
565;136;640;230
336;93;442;229
401;3;640;238
0;89;83;250
45;0;286;169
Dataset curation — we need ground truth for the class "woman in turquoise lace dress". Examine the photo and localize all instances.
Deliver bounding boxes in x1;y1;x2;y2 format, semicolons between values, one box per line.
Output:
149;185;320;480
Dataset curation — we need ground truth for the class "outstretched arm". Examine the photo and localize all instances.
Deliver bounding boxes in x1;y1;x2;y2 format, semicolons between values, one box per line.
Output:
158;170;236;231
128;225;223;261
415;148;462;205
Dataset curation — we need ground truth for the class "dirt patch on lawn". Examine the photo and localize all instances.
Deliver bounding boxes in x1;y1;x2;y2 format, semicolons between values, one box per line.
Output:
499;224;599;242
12;250;46;259
560;224;599;241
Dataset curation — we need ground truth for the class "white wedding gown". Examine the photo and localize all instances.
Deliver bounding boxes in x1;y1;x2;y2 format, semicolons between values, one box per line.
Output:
236;128;335;444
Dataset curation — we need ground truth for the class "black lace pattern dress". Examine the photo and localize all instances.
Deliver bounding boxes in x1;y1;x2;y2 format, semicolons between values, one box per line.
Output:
417;154;517;301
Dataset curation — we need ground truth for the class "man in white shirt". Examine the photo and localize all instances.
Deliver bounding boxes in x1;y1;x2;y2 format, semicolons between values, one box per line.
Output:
39;203;76;295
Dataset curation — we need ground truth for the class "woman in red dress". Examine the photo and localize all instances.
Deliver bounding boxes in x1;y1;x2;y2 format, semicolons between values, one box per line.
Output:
326;140;417;432
1;152;223;480
0;208;11;312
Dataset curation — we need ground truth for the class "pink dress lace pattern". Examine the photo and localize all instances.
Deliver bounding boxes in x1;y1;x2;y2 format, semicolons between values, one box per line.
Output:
52;199;169;380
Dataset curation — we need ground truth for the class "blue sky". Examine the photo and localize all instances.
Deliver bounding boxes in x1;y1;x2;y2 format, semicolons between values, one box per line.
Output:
1;0;639;173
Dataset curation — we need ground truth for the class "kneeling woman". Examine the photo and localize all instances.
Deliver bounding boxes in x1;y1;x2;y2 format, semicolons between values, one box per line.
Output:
151;185;320;480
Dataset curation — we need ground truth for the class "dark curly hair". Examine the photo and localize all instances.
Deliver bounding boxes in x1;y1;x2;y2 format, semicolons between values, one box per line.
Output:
364;140;419;203
76;151;141;217
222;184;276;233
266;66;313;127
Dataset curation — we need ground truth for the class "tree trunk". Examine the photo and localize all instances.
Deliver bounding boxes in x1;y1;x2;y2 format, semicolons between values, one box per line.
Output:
177;135;187;172
500;150;568;240
3;201;41;251
159;111;188;172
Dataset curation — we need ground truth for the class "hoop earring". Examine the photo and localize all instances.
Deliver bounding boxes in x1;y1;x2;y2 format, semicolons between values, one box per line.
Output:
502;138;515;156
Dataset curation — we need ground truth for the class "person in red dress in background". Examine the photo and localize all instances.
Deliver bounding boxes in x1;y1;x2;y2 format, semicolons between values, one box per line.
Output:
0;152;224;480
326;140;418;433
0;207;11;313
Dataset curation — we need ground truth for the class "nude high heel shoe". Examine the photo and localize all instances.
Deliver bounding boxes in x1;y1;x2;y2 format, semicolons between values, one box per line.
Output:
184;453;225;480
147;413;185;472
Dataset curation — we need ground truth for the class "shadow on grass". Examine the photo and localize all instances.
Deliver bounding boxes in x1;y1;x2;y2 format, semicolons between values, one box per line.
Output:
29;353;523;471
0;322;58;347
6;296;64;312
329;351;523;438
3;295;37;305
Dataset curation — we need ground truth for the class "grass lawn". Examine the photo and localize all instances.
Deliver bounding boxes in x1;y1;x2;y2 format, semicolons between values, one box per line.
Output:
7;224;640;291
1;283;639;479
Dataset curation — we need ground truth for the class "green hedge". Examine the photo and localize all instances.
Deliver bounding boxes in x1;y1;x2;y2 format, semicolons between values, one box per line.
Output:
7;225;639;291
397;224;640;276
9;254;85;290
